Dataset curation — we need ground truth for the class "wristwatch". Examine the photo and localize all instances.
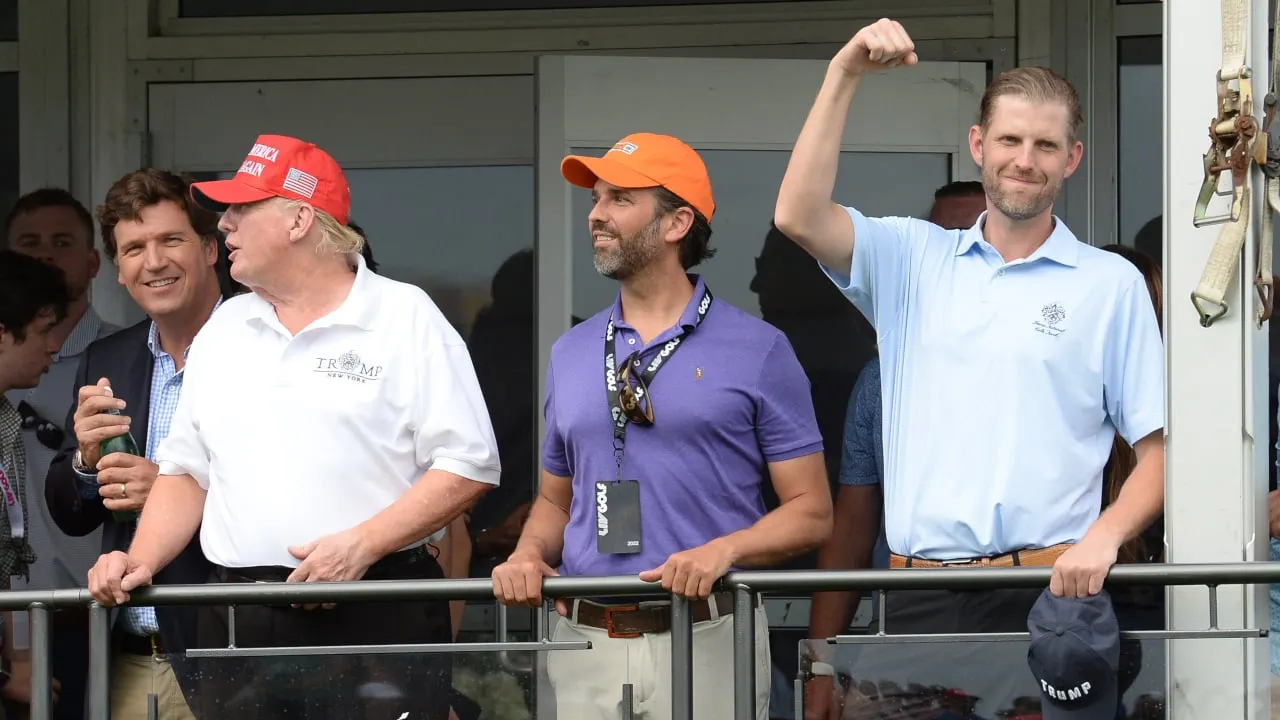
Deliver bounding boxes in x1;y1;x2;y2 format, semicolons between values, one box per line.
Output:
73;449;96;474
809;661;835;678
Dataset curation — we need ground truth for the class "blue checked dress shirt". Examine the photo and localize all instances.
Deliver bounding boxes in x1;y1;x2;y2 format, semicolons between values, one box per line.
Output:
120;299;222;636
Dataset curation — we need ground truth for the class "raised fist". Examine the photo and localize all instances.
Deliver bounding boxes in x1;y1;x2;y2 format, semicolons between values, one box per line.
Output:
832;18;918;77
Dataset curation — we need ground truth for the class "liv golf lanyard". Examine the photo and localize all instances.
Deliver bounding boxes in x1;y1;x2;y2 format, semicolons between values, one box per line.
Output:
0;458;20;541
603;285;713;479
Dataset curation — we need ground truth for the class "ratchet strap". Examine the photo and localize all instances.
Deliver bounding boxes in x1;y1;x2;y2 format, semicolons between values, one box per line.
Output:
1257;0;1280;325
1191;0;1269;327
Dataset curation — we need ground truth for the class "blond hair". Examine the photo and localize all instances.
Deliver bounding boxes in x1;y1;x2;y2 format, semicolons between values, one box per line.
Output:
979;67;1084;142
274;198;365;257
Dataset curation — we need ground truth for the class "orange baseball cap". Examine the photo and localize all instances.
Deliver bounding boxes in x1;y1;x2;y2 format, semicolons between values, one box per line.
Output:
560;133;715;221
190;134;352;225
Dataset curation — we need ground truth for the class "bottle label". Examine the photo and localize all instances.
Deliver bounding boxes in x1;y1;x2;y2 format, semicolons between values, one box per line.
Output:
0;459;22;540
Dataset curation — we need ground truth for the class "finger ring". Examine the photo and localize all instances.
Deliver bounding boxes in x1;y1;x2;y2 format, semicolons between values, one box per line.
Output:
119;483;127;498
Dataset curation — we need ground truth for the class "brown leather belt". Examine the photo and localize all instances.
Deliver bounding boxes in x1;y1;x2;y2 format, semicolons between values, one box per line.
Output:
889;543;1071;569
573;593;733;638
115;629;167;656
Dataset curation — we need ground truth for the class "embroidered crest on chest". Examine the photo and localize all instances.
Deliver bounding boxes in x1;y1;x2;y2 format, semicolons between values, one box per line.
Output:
1033;302;1068;337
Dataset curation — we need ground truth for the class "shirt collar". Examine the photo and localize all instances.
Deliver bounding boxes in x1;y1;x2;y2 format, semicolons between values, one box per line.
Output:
245;253;378;334
148;295;226;360
0;397;18;441
56;308;103;361
955;212;1080;268
608;273;710;331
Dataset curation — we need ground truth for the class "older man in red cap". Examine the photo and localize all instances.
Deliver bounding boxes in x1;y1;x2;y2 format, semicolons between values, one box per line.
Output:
86;134;502;719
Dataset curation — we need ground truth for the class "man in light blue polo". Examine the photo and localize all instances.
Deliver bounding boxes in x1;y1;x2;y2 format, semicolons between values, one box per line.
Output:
776;17;1165;638
491;132;833;719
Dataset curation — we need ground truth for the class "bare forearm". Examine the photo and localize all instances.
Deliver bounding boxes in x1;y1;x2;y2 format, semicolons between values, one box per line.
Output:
356;470;490;560
716;491;833;569
129;474;205;574
509;495;570;566
1088;450;1164;546
810;493;880;640
774;64;862;268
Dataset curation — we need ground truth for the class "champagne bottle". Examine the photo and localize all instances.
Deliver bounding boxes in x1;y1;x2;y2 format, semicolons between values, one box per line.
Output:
99;408;141;523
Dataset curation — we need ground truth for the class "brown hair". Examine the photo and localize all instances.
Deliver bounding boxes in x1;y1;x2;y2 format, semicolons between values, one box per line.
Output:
5;187;95;248
96;168;220;263
979;67;1084;142
1100;244;1163;565
653;187;715;270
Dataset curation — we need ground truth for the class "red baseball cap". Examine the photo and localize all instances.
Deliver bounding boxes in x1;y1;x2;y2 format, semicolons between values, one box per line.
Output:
190;134;351;225
560;133;715;221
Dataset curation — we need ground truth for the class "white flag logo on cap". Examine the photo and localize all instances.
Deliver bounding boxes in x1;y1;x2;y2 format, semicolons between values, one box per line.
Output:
282;167;319;199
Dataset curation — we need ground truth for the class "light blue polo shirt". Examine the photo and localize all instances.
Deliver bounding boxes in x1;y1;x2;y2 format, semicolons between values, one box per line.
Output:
821;207;1165;560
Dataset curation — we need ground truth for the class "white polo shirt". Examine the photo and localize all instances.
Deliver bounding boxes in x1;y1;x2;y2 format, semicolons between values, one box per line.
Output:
156;255;502;568
823;207;1165;560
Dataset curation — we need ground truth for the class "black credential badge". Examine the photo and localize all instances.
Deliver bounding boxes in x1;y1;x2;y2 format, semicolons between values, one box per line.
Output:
595;480;642;554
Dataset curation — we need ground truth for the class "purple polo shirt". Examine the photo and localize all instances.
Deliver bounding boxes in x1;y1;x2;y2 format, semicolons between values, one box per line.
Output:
542;274;823;577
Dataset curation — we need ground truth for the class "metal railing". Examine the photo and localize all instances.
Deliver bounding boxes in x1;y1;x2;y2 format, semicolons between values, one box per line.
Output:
2;562;1276;720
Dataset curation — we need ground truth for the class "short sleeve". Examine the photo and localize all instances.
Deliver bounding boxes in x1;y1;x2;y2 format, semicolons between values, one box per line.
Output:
839;360;882;487
156;339;212;488
818;205;917;332
1103;277;1166;446
540;358;571;477
754;334;823;462
414;341;502;485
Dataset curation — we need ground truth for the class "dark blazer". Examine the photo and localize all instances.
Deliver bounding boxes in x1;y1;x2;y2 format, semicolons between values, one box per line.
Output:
45;318;212;654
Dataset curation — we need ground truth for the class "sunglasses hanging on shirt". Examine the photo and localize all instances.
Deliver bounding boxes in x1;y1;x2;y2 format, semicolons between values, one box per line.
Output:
17;401;63;452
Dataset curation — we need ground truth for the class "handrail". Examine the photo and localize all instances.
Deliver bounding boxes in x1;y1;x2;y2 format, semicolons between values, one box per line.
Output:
7;561;1276;610
13;561;1280;720
726;560;1280;591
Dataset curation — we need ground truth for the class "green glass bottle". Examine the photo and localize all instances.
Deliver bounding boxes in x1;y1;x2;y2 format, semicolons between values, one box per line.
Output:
99;408;141;523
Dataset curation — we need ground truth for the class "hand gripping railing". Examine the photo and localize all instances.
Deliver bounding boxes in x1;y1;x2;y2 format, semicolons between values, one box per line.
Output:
0;562;1277;720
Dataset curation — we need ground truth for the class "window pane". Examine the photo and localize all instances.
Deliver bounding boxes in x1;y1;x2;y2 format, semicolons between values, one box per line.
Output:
0;73;18;213
1116;35;1161;264
179;0;832;17
0;0;14;42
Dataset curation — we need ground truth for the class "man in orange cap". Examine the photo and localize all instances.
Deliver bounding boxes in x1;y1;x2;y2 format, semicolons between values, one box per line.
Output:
492;133;833;718
85;134;502;719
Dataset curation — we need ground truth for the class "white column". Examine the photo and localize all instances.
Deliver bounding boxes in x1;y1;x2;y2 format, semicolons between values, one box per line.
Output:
86;0;142;327
1164;0;1272;716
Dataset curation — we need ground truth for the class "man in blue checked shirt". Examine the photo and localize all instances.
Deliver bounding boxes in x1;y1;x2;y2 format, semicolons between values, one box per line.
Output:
45;168;230;719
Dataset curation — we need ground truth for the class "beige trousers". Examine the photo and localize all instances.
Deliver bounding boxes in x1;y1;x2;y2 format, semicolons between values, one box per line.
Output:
109;652;197;720
545;601;771;720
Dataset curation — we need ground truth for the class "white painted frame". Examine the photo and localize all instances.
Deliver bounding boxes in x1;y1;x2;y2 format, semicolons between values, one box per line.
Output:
137;0;1004;60
535;52;986;465
1165;1;1272;717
